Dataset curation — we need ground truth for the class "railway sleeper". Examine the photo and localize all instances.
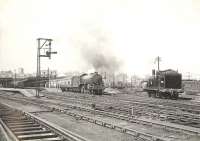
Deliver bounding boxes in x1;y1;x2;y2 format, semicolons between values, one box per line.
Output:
22;137;62;141
2;115;27;120
8;124;40;129
12;126;43;132
15;130;52;136
18;133;58;140
7;122;36;127
3;119;30;124
0;111;19;116
7;120;35;125
94;120;103;126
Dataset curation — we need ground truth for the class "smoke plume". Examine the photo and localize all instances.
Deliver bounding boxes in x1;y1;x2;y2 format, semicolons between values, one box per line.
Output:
82;47;122;72
72;27;123;73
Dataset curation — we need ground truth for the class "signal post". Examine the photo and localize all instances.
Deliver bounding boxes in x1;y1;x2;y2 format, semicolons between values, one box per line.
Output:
36;38;57;97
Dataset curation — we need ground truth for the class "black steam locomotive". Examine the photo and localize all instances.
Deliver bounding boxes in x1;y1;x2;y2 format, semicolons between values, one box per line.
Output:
144;69;183;99
60;72;104;95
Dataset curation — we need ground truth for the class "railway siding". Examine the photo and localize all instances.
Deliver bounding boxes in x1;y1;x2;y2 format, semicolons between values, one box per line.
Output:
1;91;200;141
0;95;179;141
42;92;200;128
2;93;200;135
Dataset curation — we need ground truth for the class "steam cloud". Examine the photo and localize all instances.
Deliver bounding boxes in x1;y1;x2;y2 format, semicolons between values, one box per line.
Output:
81;47;122;72
73;27;123;73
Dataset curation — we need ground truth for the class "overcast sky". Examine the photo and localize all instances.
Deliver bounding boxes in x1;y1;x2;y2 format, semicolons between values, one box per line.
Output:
0;0;200;77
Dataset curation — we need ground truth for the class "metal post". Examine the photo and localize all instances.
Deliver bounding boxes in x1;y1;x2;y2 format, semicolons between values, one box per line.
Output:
158;56;160;71
131;76;133;88
14;69;16;88
36;39;40;97
48;67;50;88
36;38;57;97
113;73;115;88
155;56;161;72
131;106;134;116
156;56;161;94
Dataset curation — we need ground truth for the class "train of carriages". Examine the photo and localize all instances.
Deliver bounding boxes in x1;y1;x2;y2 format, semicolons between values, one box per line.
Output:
143;69;183;99
3;72;105;95
0;68;184;98
60;72;104;95
14;77;47;88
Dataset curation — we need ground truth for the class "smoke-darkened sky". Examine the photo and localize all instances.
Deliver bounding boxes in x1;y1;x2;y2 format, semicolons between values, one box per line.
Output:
0;0;200;77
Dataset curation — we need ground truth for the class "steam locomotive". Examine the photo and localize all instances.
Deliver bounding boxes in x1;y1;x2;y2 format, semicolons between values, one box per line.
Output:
60;72;104;95
144;69;183;99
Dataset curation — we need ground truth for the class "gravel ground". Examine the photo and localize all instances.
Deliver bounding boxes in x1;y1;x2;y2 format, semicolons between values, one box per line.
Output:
36;112;138;141
0;98;137;141
0;125;8;141
66;109;196;141
0;98;47;112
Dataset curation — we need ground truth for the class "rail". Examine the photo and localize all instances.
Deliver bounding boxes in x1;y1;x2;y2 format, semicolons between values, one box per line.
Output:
0;103;91;141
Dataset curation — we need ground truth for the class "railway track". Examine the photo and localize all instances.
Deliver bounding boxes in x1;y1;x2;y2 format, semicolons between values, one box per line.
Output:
0;96;169;141
5;89;200;128
0;103;90;141
0;93;199;140
42;92;200;128
58;90;200;110
43;91;200;113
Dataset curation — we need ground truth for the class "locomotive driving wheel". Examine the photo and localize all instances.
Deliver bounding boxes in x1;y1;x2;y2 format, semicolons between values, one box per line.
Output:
81;86;85;93
171;91;178;100
174;93;178;99
153;92;156;98
155;91;160;98
148;92;152;97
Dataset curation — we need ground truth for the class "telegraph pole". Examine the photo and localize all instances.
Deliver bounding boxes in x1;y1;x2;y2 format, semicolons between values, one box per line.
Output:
48;67;50;88
155;56;161;94
156;56;161;71
14;69;16;88
131;76;133;88
113;73;115;88
36;38;57;97
187;72;191;80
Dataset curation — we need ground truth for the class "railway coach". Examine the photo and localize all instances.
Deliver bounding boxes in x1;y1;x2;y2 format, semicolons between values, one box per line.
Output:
144;69;183;99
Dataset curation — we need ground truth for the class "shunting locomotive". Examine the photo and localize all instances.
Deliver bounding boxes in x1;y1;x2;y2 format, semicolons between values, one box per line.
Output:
144;69;183;99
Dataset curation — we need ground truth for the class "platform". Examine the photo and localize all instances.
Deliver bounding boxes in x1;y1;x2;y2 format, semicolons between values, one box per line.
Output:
0;88;41;97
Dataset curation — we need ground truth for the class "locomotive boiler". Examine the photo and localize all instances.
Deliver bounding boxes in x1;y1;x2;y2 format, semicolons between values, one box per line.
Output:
144;69;183;99
60;72;104;95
